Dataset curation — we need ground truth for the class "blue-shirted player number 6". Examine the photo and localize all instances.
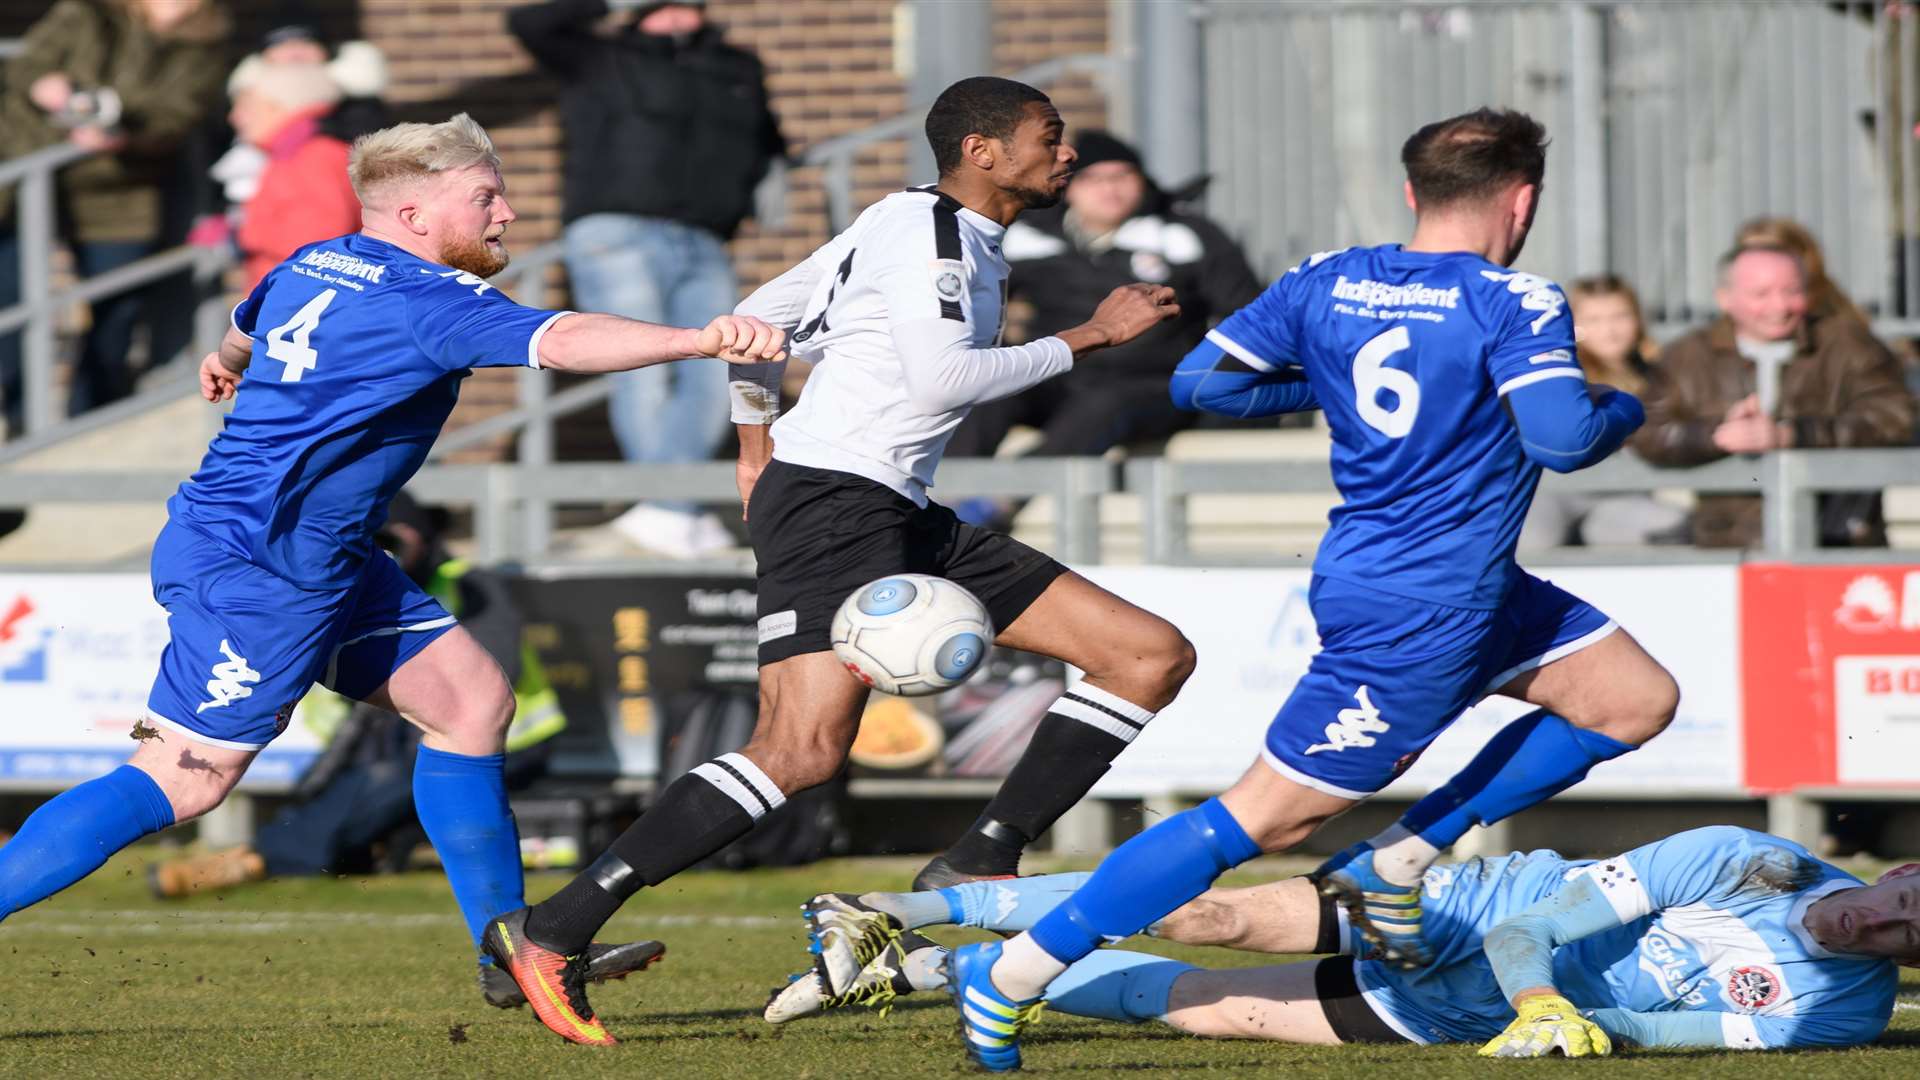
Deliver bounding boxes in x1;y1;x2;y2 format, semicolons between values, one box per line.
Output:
1354;324;1419;437
265;288;337;382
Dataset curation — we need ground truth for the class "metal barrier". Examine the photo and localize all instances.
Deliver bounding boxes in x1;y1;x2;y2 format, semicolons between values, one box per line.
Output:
409;457;1111;566
0;142;234;440
5;448;1916;570
1124;448;1920;565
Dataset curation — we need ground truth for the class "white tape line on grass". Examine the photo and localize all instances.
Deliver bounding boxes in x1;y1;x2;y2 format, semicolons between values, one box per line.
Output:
4;910;785;936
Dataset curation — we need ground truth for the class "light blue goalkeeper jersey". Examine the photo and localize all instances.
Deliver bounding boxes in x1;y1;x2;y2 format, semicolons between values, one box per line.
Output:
1361;826;1897;1049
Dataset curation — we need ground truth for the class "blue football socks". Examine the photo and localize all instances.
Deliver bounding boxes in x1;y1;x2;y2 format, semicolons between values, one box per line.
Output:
0;765;175;921
413;746;523;950
1026;798;1259;968
1400;710;1634;850
936;872;1092;932
1044;949;1196;1024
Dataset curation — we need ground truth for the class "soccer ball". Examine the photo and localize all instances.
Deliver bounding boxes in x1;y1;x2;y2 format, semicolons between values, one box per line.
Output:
831;574;994;697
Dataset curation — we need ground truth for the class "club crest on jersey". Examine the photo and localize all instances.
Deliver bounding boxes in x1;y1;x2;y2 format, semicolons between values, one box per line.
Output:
1727;965;1782;1010
929;259;966;302
196;638;261;714
1304;685;1390;754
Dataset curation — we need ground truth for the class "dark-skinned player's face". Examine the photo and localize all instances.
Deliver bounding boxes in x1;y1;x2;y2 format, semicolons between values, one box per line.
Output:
997;102;1075;210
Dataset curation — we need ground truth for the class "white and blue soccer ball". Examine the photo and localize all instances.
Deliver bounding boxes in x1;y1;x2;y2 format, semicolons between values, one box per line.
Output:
831;574;994;697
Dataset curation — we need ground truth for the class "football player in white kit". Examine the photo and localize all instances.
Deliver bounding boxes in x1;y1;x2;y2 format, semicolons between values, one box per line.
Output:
489;76;1189;1044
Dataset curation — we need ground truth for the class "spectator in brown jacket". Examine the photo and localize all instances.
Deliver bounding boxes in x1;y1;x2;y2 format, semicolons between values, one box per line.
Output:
1633;244;1915;548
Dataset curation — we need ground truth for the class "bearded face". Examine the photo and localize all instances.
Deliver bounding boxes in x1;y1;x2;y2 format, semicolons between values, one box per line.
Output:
438;230;509;278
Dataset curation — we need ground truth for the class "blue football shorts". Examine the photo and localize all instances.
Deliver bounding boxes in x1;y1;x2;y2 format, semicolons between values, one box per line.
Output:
144;521;456;751
1262;572;1617;800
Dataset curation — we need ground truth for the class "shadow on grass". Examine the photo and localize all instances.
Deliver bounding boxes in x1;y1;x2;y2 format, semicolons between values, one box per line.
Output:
0;1018;404;1043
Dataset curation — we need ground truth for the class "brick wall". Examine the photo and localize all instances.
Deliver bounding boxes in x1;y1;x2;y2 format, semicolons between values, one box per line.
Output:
3;0;1112;458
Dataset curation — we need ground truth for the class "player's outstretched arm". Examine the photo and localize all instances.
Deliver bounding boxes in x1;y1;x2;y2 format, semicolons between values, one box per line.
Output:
1478;874;1627;1057
199;325;253;403
535;313;785;374
1169;337;1319;419
888;285;1178;415
1502;375;1645;473
1056;284;1180;358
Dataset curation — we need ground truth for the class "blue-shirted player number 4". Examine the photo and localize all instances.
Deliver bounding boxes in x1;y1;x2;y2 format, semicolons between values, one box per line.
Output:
265;288;337;382
1355;324;1417;437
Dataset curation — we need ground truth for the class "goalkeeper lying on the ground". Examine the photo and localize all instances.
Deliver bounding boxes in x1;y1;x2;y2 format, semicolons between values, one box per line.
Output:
769;826;1915;1055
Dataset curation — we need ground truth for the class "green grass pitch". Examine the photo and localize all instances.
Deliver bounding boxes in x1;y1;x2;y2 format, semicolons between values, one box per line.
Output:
0;849;1914;1078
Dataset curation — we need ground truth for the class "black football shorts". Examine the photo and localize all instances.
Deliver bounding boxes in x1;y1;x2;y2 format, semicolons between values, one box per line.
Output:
747;458;1067;666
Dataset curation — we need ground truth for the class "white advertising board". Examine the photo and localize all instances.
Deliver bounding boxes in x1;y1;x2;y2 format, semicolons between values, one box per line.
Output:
1834;654;1920;786
0;574;321;788
1079;564;1742;799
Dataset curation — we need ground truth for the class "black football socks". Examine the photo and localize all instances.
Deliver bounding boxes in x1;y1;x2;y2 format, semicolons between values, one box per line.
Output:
939;684;1157;877
525;752;785;955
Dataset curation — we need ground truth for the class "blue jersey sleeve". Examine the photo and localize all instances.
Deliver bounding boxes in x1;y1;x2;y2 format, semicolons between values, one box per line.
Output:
1203;264;1303;373
231;273;272;336
406;270;571;372
1169;338;1320;418
1504;378;1645;473
1476;270;1579;398
1592;1003;1883;1050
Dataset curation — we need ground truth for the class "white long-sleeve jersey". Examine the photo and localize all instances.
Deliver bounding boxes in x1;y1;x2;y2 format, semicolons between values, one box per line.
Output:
730;187;1073;505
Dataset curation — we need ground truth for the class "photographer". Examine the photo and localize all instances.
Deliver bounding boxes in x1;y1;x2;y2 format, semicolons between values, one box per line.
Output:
0;0;231;434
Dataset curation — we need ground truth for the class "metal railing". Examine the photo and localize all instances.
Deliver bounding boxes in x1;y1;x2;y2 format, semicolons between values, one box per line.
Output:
4;448;1916;570
0;142;234;441
1126;449;1920;566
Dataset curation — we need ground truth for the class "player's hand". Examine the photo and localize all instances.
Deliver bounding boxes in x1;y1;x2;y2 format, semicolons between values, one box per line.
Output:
199;351;243;403
696;315;786;363
1478;993;1613;1059
1086;283;1180;349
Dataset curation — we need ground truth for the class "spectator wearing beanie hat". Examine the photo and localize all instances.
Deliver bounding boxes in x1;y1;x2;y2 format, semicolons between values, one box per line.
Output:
946;130;1263;527
227;62;361;287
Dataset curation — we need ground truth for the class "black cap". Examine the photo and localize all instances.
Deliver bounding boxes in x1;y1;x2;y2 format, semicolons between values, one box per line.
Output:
1071;130;1143;174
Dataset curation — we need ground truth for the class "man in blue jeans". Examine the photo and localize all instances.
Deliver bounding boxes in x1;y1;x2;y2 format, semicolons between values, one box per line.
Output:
508;0;786;556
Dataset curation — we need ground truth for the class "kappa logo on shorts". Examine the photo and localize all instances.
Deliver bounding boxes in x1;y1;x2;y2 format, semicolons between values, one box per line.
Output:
196;638;261;714
1303;685;1391;755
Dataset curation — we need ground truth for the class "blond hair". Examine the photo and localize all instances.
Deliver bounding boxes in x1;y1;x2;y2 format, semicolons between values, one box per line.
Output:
348;113;501;207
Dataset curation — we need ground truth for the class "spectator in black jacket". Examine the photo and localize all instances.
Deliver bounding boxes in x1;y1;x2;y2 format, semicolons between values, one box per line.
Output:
508;0;785;557
946;131;1263;488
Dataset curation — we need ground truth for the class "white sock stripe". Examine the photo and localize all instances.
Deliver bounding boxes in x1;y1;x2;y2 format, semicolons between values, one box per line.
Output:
691;761;771;819
1061;683;1156;724
715;752;787;811
1050;697;1145;744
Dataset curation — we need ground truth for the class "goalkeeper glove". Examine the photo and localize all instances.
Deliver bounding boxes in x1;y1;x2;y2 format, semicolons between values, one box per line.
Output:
1479;993;1614;1058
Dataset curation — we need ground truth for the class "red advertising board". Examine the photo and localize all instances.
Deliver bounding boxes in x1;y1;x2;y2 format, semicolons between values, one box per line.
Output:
1742;563;1920;792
